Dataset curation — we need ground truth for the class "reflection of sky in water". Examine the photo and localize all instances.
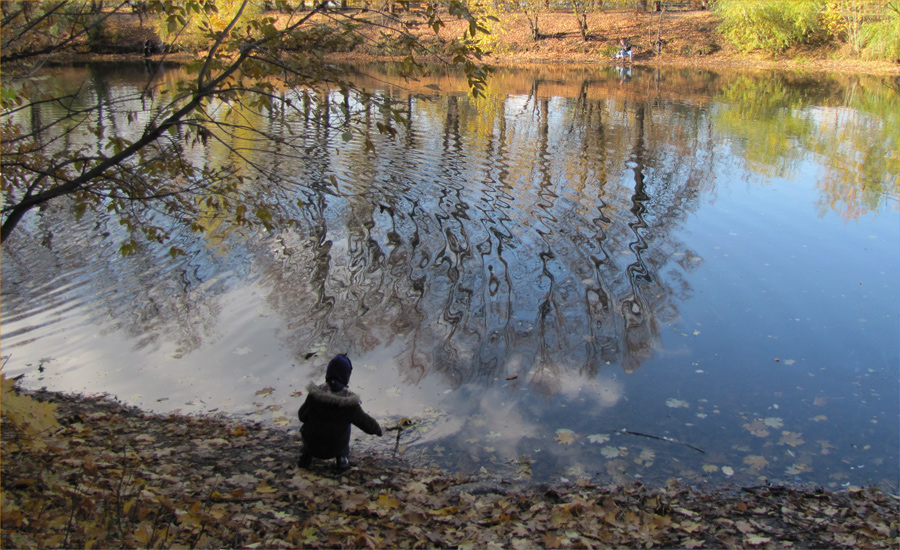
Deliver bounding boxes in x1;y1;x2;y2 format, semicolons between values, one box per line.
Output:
1;64;898;490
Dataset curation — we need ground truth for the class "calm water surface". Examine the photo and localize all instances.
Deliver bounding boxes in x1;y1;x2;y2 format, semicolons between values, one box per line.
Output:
2;62;898;490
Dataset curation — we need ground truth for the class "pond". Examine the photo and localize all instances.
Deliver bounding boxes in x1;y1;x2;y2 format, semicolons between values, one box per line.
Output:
2;62;898;491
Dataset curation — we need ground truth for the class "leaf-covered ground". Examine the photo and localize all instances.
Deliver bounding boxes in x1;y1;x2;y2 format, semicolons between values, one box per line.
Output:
2;389;897;549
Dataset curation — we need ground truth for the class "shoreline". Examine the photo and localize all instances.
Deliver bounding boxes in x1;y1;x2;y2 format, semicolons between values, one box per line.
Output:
2;387;898;549
44;50;900;78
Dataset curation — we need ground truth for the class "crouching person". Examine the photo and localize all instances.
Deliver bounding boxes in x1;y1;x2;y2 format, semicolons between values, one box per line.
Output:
297;354;383;471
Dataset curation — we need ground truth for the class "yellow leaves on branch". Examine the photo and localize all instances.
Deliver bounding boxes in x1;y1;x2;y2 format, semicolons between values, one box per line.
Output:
1;373;60;452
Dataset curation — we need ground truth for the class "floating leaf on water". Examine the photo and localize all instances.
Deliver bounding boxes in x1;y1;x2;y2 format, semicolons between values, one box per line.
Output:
785;463;810;475
702;464;719;473
665;398;690;408
813;397;827;406
778;431;805;447
743;455;769;470
721;466;734;476
818;440;836;455
639;449;656;462
763;417;783;429
555;429;577;445
810;415;827;422
255;387;275;397
587;434;610;444
742;420;770;438
600;446;620;459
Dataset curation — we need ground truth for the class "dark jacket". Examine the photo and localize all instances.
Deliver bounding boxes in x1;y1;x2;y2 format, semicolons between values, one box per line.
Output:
297;383;382;458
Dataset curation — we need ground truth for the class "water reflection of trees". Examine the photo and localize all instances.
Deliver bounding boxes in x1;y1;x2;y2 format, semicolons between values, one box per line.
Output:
4;65;897;400
250;69;719;394
714;72;899;219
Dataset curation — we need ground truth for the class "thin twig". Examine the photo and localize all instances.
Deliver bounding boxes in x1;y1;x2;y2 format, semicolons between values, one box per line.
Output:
615;429;705;454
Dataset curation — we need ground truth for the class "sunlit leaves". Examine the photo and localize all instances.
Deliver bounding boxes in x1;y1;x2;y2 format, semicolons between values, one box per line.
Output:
0;374;60;452
1;0;491;247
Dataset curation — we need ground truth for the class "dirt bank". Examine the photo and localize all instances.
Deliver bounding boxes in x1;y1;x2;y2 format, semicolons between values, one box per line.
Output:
2;389;898;549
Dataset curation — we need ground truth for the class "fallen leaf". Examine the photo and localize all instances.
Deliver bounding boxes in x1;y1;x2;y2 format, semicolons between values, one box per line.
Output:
555;429;577;445
763;417;783;429
721;466;734;476
778;431;805;447
666;398;690;408
273;416;290;426
735;520;753;533
702;464;719;473
376;493;401;511
742;420;770;438
255;481;278;494
743;455;769;470
810;415;827;422
818;440;836;455
601;446;620;459
255;387;275;397
587;434;610;444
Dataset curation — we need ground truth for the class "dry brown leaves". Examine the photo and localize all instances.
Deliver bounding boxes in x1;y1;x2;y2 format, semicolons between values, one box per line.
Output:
2;390;898;549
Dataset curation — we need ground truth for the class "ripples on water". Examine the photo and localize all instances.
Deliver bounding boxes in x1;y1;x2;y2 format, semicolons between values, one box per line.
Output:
2;63;898;489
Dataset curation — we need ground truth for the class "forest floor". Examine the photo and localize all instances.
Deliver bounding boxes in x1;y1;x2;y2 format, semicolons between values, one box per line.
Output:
442;9;900;76
2;388;898;549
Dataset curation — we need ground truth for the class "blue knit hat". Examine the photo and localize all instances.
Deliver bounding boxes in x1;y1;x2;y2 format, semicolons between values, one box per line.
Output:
325;354;353;392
